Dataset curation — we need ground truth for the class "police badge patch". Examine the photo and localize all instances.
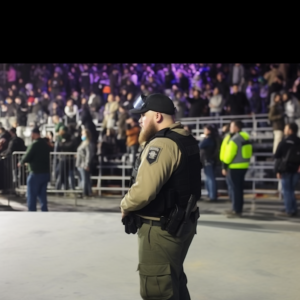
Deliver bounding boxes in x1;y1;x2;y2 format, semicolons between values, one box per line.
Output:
146;146;161;165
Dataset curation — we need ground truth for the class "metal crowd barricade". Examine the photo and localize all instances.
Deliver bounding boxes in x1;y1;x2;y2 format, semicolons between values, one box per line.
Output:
6;151;300;207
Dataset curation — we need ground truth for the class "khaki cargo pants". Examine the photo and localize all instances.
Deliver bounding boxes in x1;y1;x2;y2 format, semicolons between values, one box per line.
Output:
137;221;197;300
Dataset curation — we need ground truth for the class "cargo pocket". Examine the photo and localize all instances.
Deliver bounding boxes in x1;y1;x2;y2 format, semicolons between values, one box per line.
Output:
138;263;173;300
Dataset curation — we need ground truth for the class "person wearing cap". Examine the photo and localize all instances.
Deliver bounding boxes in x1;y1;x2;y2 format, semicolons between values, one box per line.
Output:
18;127;51;212
125;117;140;167
120;93;201;299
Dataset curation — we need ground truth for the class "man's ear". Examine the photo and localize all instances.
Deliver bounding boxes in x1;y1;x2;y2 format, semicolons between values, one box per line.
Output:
156;112;164;123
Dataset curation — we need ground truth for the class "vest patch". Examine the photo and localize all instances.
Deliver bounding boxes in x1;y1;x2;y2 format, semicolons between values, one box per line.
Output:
146;146;161;164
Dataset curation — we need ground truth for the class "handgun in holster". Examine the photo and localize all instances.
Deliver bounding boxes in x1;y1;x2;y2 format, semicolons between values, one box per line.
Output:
162;195;199;237
175;195;199;237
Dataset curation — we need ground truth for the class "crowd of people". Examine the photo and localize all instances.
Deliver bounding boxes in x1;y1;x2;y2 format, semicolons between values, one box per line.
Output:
1;63;300;201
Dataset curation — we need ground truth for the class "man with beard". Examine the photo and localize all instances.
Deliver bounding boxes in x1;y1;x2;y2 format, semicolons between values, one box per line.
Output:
120;93;201;300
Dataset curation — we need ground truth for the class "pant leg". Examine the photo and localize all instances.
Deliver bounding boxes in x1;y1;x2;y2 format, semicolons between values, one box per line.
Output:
228;169;246;213
291;173;299;213
37;173;50;212
78;168;86;195
27;173;38;211
204;163;217;200
273;130;283;154
226;172;234;210
281;173;297;214
85;170;92;195
138;222;196;300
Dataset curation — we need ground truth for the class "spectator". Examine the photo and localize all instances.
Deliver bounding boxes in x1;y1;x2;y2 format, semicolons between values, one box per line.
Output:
11;84;19;98
0;127;11;153
15;97;28;139
269;75;284;105
18;127;51;212
48;101;63;118
46;131;54;150
215;72;230;100
7;65;17;87
121;68;131;87
125;117;140;166
80;64;91;94
209;87;224;117
64;99;79;124
27;90;35;106
69;90;79;107
110;68;120;95
186;89;206;117
274;122;300;217
248;86;263;115
228;63;245;90
173;90;188;120
80;87;89;101
268;93;285;153
88;91;102;112
177;71;190;93
80;103;98;144
29;97;43;125
199;125;219;202
76;128;94;197
163;66;175;96
226;85;250;115
102;94;119;130
191;71;202;92
98;128;119;157
125;79;136;95
1;127;26;158
147;74;160;93
52;115;64;137
117;105;129;153
5;97;16;117
282;91;300;124
48;72;63;99
291;68;300;100
264;64;281;87
55;127;76;191
122;92;135;112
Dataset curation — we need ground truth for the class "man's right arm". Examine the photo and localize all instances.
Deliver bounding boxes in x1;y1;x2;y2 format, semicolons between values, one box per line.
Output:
20;143;35;164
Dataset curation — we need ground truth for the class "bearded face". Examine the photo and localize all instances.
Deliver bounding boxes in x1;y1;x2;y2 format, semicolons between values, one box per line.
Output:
138;118;158;144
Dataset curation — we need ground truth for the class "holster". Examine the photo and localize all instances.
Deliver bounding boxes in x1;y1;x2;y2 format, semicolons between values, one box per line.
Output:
176;207;200;237
164;205;185;236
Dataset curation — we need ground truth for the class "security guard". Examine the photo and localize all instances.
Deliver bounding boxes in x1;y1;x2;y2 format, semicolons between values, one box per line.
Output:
220;120;252;218
120;93;201;300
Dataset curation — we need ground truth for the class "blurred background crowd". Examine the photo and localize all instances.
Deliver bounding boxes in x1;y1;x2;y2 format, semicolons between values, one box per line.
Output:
1;63;300;196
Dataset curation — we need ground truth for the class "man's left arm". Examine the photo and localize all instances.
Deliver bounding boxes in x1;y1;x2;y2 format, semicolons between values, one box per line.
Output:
121;139;179;213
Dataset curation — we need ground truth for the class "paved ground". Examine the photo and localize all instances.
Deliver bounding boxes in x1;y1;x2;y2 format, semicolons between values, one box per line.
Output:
0;195;299;299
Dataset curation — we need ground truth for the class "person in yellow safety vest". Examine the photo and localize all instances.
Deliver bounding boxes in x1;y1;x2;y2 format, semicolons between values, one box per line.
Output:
220;120;253;218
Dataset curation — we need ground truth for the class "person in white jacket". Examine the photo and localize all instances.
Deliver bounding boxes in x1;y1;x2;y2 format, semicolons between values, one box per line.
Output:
64;99;78;124
209;87;224;117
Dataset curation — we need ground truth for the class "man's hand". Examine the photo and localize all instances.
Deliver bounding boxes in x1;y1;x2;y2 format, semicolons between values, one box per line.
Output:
121;208;129;219
222;169;227;176
17;162;21;168
276;173;281;179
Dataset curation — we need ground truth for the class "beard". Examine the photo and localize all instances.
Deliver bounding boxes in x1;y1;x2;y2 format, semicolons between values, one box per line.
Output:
138;120;158;144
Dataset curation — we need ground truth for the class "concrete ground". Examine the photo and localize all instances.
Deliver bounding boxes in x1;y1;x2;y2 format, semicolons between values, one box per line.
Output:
0;195;299;300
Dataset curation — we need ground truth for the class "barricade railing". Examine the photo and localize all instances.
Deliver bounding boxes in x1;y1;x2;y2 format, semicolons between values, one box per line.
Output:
6;151;293;207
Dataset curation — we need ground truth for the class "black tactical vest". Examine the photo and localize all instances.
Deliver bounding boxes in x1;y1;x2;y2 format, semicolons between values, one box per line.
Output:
130;127;202;218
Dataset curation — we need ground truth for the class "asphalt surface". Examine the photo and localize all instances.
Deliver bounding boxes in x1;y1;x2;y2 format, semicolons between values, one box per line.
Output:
0;195;299;299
